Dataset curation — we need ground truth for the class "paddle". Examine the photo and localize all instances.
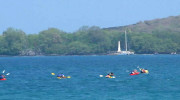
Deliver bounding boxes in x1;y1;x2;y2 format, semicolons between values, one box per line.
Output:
66;76;71;78
1;70;10;76
100;71;111;77
137;66;149;74
6;73;10;75
99;74;116;78
137;66;142;71
2;70;5;73
99;72;109;77
99;75;103;77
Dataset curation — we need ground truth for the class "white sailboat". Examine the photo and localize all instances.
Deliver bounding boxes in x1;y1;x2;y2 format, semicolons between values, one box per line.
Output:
115;30;134;55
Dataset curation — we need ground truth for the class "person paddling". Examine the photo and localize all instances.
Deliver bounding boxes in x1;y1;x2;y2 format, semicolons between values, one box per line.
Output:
140;68;146;73
57;73;65;78
140;68;149;73
131;69;138;74
105;74;110;78
0;74;5;79
109;72;114;76
105;72;115;78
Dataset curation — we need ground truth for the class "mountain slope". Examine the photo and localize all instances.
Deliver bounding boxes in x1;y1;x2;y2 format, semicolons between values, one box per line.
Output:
104;15;180;33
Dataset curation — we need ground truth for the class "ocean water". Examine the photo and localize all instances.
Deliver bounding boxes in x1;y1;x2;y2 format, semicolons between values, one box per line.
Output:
0;55;179;100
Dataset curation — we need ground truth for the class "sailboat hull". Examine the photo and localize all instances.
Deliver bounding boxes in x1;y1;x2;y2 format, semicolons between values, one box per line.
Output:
116;51;134;55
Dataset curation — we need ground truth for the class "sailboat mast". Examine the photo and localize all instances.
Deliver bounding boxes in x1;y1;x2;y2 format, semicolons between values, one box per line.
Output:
125;30;127;51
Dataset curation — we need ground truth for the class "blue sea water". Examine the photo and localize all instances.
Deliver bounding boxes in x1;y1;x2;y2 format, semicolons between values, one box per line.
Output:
0;55;180;100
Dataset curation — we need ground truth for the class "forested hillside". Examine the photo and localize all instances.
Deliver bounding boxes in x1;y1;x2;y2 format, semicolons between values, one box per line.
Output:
1;15;180;56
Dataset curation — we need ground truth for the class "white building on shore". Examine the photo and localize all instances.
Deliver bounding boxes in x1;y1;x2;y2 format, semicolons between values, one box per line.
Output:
114;30;134;55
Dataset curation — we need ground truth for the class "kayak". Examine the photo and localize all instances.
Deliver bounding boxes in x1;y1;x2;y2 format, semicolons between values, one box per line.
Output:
130;72;140;75
57;77;66;79
106;76;116;78
57;76;71;79
141;70;149;74
0;78;6;81
109;76;116;78
144;70;149;74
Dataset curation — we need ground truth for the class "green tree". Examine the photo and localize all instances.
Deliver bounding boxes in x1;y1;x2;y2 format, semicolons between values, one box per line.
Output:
2;28;26;55
38;28;63;54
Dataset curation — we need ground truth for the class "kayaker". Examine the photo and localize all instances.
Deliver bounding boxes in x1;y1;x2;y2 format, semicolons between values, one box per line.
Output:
109;72;114;76
105;74;110;78
57;73;65;78
0;74;5;79
106;72;115;78
142;69;149;73
140;68;146;73
131;69;138;74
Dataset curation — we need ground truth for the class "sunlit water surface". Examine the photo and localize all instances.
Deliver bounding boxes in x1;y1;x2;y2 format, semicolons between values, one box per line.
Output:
0;55;179;100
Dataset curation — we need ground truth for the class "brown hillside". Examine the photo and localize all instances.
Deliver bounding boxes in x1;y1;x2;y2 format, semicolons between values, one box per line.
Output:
104;15;180;33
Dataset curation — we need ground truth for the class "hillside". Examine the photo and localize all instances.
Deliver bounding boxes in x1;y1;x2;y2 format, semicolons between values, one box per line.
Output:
104;15;180;33
1;15;180;56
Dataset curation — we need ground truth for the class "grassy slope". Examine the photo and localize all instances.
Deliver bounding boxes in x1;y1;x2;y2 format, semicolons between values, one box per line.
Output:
104;15;180;33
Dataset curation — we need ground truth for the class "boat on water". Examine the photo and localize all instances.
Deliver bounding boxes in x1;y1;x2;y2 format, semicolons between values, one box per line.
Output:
154;52;159;55
113;30;134;55
57;76;71;79
130;72;140;76
0;78;6;81
171;52;176;55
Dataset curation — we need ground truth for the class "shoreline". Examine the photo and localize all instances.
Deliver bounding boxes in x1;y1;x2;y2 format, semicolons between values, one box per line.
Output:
0;53;178;57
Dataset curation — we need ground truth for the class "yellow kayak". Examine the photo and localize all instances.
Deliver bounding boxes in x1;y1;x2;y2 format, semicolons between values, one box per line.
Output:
144;70;149;74
106;76;116;78
140;69;149;74
57;76;71;79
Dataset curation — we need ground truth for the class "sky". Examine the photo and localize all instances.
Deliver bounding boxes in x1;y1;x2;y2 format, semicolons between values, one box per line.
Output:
0;0;180;34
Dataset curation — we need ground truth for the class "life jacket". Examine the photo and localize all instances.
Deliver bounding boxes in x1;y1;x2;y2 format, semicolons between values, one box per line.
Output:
0;76;4;79
105;75;110;78
57;74;64;77
142;69;145;73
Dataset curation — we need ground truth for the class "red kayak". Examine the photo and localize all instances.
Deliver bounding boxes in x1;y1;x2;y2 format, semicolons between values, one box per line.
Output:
0;78;6;81
130;72;140;76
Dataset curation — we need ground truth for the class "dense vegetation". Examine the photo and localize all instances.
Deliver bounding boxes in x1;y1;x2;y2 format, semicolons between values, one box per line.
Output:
1;15;180;56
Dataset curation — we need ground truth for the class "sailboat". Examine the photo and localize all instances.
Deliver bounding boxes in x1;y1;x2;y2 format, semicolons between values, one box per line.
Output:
115;30;134;55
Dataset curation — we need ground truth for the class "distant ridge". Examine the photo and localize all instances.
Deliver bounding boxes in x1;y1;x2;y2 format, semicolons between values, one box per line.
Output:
104;15;180;33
